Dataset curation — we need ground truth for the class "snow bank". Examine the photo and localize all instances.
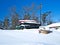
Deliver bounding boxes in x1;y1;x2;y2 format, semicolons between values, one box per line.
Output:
0;29;60;45
46;22;60;27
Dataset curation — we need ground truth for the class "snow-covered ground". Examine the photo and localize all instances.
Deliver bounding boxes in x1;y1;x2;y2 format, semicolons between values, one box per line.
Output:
0;29;60;45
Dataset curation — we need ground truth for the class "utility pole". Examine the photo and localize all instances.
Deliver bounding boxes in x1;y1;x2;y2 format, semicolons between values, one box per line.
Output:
39;3;42;25
37;3;42;25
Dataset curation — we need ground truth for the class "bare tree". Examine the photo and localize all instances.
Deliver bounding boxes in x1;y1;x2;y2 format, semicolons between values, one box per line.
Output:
41;11;51;25
31;11;39;22
24;13;31;20
10;7;19;29
4;17;9;29
23;3;35;20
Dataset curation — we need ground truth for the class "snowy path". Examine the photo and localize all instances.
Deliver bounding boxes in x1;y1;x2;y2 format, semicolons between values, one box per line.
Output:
0;30;60;45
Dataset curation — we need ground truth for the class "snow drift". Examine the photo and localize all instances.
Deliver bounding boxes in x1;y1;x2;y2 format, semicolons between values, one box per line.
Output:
0;29;60;45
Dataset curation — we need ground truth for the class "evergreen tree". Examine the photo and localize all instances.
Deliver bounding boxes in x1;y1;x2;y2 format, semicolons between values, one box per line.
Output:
0;20;3;29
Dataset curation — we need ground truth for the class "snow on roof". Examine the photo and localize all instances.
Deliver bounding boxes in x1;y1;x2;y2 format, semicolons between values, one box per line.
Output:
46;22;60;27
19;20;37;23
